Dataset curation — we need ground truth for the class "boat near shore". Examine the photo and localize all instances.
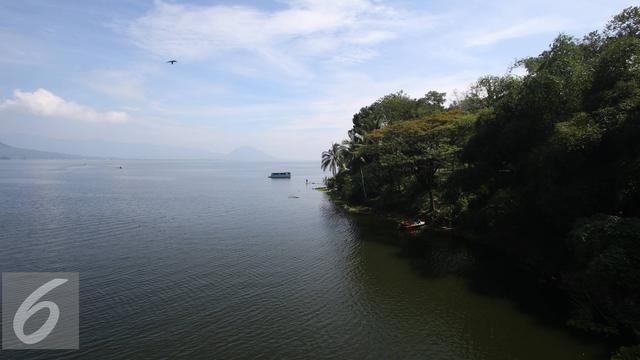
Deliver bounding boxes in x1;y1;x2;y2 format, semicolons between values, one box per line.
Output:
268;172;291;179
400;219;426;230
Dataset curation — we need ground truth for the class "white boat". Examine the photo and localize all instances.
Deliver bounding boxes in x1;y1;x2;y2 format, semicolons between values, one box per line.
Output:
268;172;291;179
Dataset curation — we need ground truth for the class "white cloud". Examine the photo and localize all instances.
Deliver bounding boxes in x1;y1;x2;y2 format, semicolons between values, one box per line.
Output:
464;17;573;47
125;0;424;76
0;88;128;124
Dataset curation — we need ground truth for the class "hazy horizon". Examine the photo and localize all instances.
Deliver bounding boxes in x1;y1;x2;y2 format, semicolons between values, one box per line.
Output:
0;135;285;161
0;0;636;160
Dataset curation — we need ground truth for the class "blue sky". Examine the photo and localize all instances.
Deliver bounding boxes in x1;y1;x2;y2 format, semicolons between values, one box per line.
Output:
0;0;636;160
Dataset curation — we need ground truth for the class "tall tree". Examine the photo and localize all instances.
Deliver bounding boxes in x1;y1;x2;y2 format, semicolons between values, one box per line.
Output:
321;143;345;176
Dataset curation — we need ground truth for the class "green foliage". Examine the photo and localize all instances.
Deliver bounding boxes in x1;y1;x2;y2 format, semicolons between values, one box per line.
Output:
420;91;447;114
321;6;640;343
611;345;640;360
552;113;603;152
452;75;522;112
606;7;640;37
565;215;640;336
351;90;447;135
354;110;475;221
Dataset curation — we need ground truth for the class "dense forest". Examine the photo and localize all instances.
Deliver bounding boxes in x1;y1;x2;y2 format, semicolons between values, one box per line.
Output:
321;7;640;358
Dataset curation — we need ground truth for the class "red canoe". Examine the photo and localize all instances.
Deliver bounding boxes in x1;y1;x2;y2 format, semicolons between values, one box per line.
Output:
400;220;426;230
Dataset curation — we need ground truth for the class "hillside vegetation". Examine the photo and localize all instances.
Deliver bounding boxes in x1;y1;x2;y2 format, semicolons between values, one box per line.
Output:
322;7;640;354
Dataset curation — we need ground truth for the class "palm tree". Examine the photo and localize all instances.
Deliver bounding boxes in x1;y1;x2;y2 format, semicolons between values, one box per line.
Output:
321;140;368;200
341;130;364;165
346;134;368;200
321;143;345;176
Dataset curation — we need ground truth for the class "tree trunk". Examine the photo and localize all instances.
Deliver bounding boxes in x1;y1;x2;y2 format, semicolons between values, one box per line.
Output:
426;160;435;214
427;183;434;214
360;167;367;200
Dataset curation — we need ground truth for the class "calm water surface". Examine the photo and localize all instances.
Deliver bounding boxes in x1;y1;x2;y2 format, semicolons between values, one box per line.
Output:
0;160;605;359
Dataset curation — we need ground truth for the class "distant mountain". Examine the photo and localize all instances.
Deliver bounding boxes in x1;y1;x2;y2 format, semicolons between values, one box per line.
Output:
0;142;86;160
0;135;278;161
3;134;215;159
222;146;276;162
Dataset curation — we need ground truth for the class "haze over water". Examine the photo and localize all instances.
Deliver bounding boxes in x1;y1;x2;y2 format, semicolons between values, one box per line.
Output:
0;160;604;359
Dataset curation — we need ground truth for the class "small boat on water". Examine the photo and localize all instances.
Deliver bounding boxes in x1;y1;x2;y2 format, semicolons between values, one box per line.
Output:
268;172;291;179
400;219;426;230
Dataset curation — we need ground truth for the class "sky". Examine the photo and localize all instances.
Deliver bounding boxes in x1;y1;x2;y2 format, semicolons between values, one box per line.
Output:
0;0;636;160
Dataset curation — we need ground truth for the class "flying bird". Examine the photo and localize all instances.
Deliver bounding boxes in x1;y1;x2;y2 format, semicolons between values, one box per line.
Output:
167;60;177;64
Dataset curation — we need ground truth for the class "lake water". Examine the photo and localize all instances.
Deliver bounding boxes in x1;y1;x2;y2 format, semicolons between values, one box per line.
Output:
0;160;606;359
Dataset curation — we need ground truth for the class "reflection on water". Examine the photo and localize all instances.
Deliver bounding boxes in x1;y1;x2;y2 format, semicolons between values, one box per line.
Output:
0;160;605;359
324;210;607;359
